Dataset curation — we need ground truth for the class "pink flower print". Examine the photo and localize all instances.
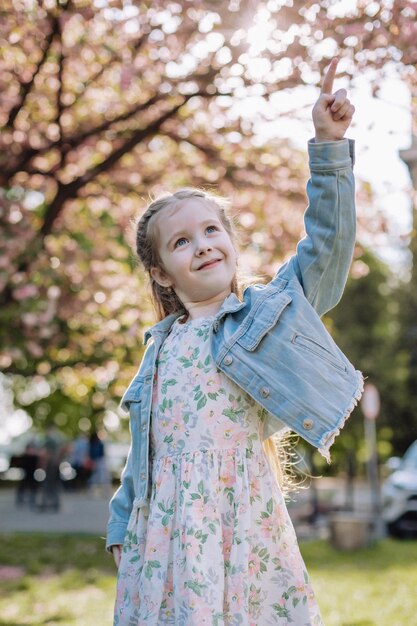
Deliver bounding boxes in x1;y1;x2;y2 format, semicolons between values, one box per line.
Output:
295;578;307;593
227;575;246;611
197;605;215;623
144;540;161;563
248;549;262;578
278;539;292;559
202;375;221;393
221;525;234;560
249;475;261;501
169;403;187;434
204;502;220;525
219;458;236;489
115;581;128;607
189;497;206;523
231;428;248;448
210;418;230;441
259;516;274;539
223;428;233;441
140;595;158;620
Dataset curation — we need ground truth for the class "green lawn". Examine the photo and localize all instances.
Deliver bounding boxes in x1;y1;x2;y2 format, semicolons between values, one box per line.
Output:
301;539;417;626
0;534;415;625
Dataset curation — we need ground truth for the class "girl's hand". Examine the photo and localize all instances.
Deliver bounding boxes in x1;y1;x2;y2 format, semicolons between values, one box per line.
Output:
312;57;355;142
112;544;122;568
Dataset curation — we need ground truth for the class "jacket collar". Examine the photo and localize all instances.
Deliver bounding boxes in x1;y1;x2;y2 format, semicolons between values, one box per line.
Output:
143;292;246;345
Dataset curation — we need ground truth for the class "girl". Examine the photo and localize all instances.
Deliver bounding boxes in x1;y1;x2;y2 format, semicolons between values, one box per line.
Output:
107;57;363;625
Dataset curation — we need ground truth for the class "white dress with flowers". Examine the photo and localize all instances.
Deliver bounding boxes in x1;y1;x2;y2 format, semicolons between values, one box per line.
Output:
114;316;323;626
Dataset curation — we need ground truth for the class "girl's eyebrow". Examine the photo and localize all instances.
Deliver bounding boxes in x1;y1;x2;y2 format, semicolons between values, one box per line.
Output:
166;218;220;248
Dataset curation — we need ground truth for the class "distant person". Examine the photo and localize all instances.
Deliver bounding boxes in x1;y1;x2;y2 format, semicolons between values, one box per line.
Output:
88;430;110;496
38;425;65;512
107;59;363;624
15;441;40;508
69;434;92;490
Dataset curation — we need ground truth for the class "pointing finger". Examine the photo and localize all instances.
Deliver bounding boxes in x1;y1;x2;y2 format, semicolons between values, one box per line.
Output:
321;57;339;95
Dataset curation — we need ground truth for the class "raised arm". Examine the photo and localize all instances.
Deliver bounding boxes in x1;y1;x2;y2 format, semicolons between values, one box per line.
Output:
273;58;356;317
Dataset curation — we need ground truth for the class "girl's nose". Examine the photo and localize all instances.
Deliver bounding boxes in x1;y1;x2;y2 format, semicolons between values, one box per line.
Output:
196;242;213;255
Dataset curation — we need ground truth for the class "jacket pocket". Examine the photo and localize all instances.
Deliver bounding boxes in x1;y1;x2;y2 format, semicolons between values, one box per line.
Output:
291;332;347;372
237;291;292;351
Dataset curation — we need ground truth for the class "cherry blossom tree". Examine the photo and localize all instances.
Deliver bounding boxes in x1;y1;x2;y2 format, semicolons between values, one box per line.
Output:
0;0;414;438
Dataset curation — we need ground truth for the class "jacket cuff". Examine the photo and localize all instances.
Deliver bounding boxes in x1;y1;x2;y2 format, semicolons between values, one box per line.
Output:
106;521;128;552
308;137;355;170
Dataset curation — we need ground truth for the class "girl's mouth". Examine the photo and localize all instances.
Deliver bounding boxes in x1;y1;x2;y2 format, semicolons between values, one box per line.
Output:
198;259;221;270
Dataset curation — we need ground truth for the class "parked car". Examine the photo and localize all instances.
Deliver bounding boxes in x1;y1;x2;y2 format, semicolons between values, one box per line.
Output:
382;441;417;538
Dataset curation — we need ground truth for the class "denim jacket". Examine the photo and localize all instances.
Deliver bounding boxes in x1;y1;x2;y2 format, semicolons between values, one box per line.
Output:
106;138;364;551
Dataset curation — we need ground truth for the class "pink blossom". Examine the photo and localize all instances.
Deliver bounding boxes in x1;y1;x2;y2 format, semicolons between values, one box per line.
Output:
13;284;38;300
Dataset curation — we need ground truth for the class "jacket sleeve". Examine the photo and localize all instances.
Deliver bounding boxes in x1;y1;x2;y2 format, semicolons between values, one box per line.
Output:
106;442;134;552
272;138;356;317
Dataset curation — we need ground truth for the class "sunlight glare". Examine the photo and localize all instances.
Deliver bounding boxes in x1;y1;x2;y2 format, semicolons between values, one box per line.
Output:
246;7;276;56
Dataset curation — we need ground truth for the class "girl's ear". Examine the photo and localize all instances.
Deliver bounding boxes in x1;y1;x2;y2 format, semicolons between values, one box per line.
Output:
150;266;173;288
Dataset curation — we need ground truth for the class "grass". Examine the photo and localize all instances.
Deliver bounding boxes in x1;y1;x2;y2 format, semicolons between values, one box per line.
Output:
0;534;416;625
300;539;417;626
0;534;115;626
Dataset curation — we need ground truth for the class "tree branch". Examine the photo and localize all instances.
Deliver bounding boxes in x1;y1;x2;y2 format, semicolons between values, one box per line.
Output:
60;31;150;114
39;92;206;238
3;16;58;130
2;92;164;184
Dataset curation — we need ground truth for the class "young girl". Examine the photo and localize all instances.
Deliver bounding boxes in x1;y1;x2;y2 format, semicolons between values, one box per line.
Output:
107;57;363;625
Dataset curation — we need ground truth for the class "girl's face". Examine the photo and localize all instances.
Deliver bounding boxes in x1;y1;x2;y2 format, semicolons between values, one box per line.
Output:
150;199;237;311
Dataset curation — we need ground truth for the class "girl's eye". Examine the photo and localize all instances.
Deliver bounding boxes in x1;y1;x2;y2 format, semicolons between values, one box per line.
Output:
206;225;217;234
174;237;188;248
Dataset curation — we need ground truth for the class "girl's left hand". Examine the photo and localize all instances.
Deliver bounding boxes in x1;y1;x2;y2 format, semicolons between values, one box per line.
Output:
312;57;355;142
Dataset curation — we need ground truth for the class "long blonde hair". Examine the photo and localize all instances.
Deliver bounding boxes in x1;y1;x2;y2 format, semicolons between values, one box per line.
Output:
135;188;294;495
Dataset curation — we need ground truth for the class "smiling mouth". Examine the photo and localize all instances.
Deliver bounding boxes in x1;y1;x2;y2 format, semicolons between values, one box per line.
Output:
197;259;222;270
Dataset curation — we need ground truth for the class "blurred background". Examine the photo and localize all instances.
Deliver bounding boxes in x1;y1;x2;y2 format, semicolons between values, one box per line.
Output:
1;1;417;624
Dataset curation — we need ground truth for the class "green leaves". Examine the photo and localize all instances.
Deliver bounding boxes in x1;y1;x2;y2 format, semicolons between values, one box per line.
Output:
144;559;161;580
193;385;207;410
161;378;177;394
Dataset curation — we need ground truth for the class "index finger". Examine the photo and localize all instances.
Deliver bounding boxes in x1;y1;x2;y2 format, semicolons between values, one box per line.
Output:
321;57;339;94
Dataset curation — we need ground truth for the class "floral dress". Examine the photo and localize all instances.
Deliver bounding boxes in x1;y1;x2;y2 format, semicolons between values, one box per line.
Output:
114;316;323;626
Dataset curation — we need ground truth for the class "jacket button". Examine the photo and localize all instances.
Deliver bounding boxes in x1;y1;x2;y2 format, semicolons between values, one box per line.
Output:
141;424;146;432
303;418;314;430
140;472;146;480
260;386;270;398
224;355;233;365
213;320;220;332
